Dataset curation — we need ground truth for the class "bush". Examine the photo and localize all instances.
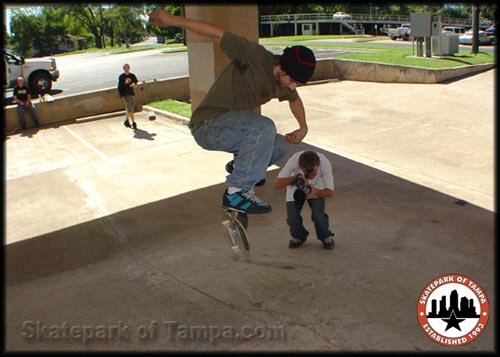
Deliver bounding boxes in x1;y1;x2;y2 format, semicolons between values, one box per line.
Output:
174;33;184;43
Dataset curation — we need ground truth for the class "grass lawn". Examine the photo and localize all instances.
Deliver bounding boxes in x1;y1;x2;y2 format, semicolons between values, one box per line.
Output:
261;35;495;68
260;34;381;42
147;99;191;118
336;47;495;68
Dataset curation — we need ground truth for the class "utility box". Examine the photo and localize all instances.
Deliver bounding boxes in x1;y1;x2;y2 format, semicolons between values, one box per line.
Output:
410;13;433;37
431;34;459;56
431;20;442;36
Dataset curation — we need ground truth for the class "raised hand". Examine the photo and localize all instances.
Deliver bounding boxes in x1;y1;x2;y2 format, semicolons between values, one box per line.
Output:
285;127;308;144
148;9;179;27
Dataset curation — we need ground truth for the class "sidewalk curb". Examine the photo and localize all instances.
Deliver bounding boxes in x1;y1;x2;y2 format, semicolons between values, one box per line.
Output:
143;105;190;126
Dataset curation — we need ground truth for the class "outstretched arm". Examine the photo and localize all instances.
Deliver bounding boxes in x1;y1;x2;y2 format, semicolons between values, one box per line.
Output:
148;9;224;45
284;96;308;144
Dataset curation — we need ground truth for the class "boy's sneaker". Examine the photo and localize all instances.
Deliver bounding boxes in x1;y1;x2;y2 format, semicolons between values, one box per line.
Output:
222;189;271;214
225;160;266;187
132;122;137;130
322;235;335;250
288;238;305;249
123;120;131;128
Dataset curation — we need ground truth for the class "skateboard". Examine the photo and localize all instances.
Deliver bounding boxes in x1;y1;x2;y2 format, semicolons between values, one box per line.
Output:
222;208;249;260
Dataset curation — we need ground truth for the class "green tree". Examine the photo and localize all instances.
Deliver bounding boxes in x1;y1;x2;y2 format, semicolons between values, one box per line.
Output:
38;6;68;51
144;4;183;43
3;24;9;47
63;4;105;48
479;4;496;20
105;4;146;47
10;8;43;56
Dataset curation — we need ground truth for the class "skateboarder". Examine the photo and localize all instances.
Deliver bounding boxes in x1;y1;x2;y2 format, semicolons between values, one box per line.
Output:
274;151;335;249
149;9;316;214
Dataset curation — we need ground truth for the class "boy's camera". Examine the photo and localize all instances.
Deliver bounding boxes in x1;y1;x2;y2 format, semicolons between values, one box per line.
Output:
291;174;311;203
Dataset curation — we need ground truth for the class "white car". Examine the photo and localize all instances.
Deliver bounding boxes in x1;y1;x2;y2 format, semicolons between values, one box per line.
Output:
459;30;491;45
442;26;466;35
332;12;351;20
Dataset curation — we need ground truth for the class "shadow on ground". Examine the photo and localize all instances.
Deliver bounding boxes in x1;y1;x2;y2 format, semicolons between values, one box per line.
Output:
5;141;495;351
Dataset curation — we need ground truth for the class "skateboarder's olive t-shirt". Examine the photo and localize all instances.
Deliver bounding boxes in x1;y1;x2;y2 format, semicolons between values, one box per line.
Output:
278;151;335;202
189;31;299;127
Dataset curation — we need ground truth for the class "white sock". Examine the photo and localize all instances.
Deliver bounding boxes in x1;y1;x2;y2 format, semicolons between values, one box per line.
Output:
227;187;242;194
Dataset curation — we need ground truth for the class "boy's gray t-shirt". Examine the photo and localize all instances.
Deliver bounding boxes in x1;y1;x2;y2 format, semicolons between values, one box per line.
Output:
190;31;299;126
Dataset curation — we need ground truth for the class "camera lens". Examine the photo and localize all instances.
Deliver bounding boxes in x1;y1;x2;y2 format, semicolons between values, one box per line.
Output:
293;189;306;204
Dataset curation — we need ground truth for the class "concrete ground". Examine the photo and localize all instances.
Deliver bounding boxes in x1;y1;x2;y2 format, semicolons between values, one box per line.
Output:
5;69;495;352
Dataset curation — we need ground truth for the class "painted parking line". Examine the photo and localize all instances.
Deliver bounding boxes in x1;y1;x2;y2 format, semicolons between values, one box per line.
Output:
304;105;336;113
63;125;108;160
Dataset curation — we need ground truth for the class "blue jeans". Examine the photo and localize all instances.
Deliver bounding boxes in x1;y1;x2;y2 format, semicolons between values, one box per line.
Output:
193;110;288;190
286;198;333;241
17;104;39;129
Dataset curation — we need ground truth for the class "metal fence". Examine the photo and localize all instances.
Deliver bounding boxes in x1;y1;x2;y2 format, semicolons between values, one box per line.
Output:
259;13;491;27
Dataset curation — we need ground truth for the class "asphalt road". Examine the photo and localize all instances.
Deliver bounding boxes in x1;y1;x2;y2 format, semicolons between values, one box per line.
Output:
52;49;189;97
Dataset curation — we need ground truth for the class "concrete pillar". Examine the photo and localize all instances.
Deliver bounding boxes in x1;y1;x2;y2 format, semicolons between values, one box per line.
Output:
184;5;259;111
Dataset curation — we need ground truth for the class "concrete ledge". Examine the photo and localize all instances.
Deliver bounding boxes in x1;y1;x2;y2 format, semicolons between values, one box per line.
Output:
4;76;190;132
76;110;126;123
310;58;336;81
332;58;496;83
6;217;123;285
143;105;190;126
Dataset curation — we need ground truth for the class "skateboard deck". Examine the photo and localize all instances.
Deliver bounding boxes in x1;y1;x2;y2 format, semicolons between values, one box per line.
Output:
222;207;249;259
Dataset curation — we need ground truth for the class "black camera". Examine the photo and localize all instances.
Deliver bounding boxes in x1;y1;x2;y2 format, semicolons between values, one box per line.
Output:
291;174;311;203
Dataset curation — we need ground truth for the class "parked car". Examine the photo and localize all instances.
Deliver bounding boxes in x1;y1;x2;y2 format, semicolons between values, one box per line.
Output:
442;26;466;35
332;12;351;20
387;24;411;41
459;30;492;45
485;24;496;44
485;24;496;36
4;48;60;94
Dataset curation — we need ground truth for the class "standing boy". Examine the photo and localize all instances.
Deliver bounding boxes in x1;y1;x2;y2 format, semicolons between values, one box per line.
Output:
118;63;139;130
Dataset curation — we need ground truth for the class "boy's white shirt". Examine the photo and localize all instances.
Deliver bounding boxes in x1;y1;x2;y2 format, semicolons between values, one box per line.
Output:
277;151;334;202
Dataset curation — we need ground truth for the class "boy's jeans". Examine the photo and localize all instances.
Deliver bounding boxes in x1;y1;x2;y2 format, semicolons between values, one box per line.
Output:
193;110;288;191
286;197;333;241
17;103;40;129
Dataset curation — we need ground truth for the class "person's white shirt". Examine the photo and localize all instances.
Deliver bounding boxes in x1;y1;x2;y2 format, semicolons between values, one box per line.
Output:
277;151;334;202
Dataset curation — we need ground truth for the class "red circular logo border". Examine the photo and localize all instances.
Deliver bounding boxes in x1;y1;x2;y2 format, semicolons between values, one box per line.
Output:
417;273;489;346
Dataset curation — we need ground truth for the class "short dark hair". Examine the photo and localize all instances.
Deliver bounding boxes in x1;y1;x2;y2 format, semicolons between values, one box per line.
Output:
299;151;320;174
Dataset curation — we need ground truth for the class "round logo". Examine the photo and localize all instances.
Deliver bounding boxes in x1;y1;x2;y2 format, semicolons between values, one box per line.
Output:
417;274;489;346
